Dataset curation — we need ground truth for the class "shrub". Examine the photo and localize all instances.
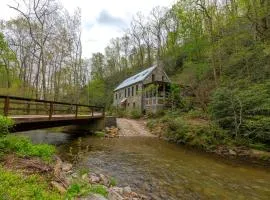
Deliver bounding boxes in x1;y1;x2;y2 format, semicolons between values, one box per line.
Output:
128;109;141;119
149;113;227;150
210;81;270;145
109;177;117;186
0;135;56;161
145;110;165;118
0;116;14;136
185;109;209;120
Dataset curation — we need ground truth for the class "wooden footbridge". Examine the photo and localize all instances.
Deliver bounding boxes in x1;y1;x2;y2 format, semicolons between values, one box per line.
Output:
0;95;105;132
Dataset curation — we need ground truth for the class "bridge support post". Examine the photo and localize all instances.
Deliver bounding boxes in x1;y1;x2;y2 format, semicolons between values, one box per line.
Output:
27;102;30;115
49;102;53;120
4;97;10;116
75;105;78;118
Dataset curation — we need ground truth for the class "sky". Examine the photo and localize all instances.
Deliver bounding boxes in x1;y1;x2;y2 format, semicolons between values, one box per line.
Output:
0;0;175;57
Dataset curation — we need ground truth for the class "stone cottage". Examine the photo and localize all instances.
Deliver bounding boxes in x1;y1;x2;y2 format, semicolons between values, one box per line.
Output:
113;64;171;113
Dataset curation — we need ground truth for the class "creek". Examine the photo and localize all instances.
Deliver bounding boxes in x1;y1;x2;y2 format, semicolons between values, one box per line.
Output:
16;129;270;200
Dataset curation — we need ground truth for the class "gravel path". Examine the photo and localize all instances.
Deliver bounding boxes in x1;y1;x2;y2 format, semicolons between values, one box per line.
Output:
117;118;156;137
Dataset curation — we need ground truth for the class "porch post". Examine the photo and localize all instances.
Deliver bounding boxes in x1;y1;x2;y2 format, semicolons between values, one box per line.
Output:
163;83;165;106
155;83;158;112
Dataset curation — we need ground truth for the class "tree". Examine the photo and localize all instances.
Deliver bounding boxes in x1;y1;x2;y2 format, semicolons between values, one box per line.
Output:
0;32;18;89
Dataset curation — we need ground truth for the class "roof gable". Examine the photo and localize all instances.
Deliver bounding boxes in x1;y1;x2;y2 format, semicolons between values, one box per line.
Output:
114;65;157;91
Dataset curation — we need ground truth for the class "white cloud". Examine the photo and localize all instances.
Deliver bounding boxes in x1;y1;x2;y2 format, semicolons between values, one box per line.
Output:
0;0;176;57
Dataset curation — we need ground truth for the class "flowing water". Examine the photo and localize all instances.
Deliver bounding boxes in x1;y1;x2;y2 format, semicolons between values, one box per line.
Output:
16;129;270;200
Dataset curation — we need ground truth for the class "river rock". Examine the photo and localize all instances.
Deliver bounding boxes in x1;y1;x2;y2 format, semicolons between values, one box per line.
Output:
62;162;73;172
82;173;88;180
229;149;237;155
123;186;132;194
100;174;110;186
89;173;101;183
71;172;79;178
105;127;119;138
110;186;123;195
79;194;108;200
51;181;66;194
108;189;124;200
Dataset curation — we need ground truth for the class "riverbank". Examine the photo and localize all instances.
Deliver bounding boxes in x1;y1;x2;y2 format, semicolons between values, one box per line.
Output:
145;111;270;166
0;116;147;199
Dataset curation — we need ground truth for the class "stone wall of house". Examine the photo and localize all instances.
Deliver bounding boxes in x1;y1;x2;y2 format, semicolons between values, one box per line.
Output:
113;83;143;111
143;66;170;85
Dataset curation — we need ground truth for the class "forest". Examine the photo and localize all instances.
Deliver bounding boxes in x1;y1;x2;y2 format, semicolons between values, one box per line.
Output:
0;0;270;148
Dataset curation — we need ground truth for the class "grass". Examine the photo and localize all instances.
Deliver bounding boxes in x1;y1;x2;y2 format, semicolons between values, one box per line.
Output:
109;176;117;186
0;135;56;162
94;131;106;137
78;167;90;176
0;166;62;199
66;183;108;199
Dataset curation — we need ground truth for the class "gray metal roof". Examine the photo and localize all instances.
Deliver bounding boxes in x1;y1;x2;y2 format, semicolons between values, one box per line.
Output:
114;65;157;91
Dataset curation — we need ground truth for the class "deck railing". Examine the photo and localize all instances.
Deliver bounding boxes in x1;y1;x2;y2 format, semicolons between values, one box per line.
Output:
0;95;105;119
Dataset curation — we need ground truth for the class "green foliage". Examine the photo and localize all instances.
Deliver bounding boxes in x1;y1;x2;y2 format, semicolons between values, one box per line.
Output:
66;183;108;199
210;81;270;145
0;135;56;162
78;167;90;177
66;183;81;199
185;109;209;120
146;109;165;118
148;111;227;150
0;32;19;90
0;167;61;199
167;83;182;109
94;131;106;137
0;116;14;137
89;184;108;197
128;109;141;119
109;177;117;187
86;79;106;107
109;107;141;119
165;118;226;150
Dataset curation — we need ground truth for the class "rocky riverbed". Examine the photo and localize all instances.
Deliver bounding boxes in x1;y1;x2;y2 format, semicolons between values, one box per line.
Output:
52;156;149;199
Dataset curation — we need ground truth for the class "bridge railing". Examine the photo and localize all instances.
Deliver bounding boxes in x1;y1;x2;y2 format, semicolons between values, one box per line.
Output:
0;95;105;119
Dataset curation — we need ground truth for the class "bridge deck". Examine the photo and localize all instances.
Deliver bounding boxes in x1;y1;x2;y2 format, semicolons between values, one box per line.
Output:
10;113;103;123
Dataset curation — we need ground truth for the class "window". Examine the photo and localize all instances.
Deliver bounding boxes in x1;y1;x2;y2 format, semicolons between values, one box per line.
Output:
128;88;130;96
132;86;134;96
133;102;135;108
136;85;138;94
119;93;121;98
162;76;164;81
125;89;126;97
152;74;155;82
